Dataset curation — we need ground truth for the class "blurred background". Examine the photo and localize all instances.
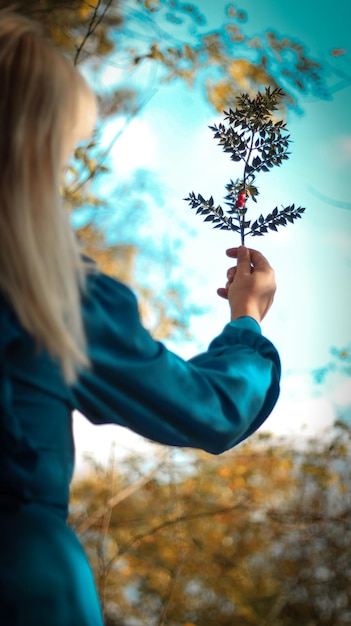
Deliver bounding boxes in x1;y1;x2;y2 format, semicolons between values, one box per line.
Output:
4;2;351;623
62;0;351;460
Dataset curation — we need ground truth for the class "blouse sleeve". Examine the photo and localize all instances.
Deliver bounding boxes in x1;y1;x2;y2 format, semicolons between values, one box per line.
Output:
70;269;281;455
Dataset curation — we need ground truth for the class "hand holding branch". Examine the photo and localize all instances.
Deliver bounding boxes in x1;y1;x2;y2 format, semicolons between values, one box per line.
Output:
218;246;276;324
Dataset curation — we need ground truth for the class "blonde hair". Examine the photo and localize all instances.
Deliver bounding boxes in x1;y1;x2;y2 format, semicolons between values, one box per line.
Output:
0;10;94;382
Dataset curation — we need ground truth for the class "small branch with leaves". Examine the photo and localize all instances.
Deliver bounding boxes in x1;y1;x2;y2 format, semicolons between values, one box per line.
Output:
74;0;114;66
185;87;305;245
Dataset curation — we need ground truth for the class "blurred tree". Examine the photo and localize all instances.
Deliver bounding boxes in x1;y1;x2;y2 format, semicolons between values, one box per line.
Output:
0;0;331;339
311;343;351;386
2;1;328;106
69;423;351;625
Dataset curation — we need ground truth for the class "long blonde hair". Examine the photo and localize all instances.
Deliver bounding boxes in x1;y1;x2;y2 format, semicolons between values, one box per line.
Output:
0;10;94;382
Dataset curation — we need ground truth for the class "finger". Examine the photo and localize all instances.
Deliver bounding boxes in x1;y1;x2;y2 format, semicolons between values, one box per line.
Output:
235;246;252;277
226;266;237;282
217;287;229;300
225;247;240;259
248;248;272;270
226;246;272;272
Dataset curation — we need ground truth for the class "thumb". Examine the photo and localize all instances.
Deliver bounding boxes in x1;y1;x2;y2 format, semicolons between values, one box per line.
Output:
236;246;251;276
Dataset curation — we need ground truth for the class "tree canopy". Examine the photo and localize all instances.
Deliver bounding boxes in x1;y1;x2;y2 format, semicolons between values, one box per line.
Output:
70;423;351;625
0;0;332;339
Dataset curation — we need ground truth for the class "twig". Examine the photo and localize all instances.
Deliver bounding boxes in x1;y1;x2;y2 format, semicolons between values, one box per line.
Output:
156;451;187;626
74;0;114;66
107;495;250;568
67;86;158;194
156;557;185;626
77;451;168;535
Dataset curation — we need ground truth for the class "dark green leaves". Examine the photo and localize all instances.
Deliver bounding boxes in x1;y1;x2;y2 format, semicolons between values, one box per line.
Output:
212;88;292;179
184;192;241;232
185;88;306;243
249;205;306;236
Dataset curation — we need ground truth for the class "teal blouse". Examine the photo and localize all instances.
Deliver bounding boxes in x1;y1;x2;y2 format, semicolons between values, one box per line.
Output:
0;267;280;625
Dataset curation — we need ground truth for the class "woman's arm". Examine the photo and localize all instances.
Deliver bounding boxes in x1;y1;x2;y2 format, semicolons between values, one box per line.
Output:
70;258;280;455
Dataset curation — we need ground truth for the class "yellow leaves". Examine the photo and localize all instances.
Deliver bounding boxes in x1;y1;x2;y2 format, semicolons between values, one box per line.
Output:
301;463;324;478
207;58;277;112
339;482;348;494
279;457;293;473
148;568;171;589
149;43;165;62
229;58;251;87
78;6;91;21
78;1;96;20
87;158;98;175
235;462;248;475
300;463;340;488
207;79;233;112
184;478;196;492
159;545;177;563
146;0;161;10
143;42;197;86
136;0;161;10
70;432;351;625
50;25;73;50
227;4;246;21
76;233;139;282
217;466;231;478
331;48;347;57
225;24;245;43
230;476;246;489
237;604;261;623
335;444;348;457
248;36;263;50
183;43;196;62
202;33;223;64
219;461;248;487
73;145;109;179
161;68;195;87
229;59;269;89
120;564;132;576
96;28;114;57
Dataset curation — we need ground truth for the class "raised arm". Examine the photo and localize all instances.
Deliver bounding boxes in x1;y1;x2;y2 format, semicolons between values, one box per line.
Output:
70;260;280;455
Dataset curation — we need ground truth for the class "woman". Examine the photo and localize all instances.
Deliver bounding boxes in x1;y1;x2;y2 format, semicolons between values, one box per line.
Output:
0;10;280;626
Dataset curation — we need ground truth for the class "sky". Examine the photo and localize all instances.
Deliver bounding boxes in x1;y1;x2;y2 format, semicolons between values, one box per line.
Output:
73;0;351;469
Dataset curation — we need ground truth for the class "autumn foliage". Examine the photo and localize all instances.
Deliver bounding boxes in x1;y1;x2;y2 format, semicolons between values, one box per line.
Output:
0;0;330;340
69;423;351;625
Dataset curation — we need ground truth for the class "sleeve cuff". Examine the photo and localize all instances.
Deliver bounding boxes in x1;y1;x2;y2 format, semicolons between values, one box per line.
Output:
227;316;262;335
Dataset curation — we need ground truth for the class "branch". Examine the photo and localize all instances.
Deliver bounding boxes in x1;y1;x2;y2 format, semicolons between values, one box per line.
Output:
156;557;185;626
74;0;114;66
267;507;351;529
67;86;158;195
76;450;168;534
107;495;250;567
243;130;256;186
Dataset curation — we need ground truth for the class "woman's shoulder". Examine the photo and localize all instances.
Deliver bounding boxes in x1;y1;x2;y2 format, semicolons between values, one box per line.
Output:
80;263;145;354
83;257;136;301
83;263;138;321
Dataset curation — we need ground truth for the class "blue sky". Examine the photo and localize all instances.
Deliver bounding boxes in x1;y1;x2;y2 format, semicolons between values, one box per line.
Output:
74;0;351;467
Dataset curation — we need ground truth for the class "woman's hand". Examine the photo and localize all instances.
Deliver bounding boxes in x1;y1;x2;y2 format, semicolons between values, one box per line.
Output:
217;246;276;324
